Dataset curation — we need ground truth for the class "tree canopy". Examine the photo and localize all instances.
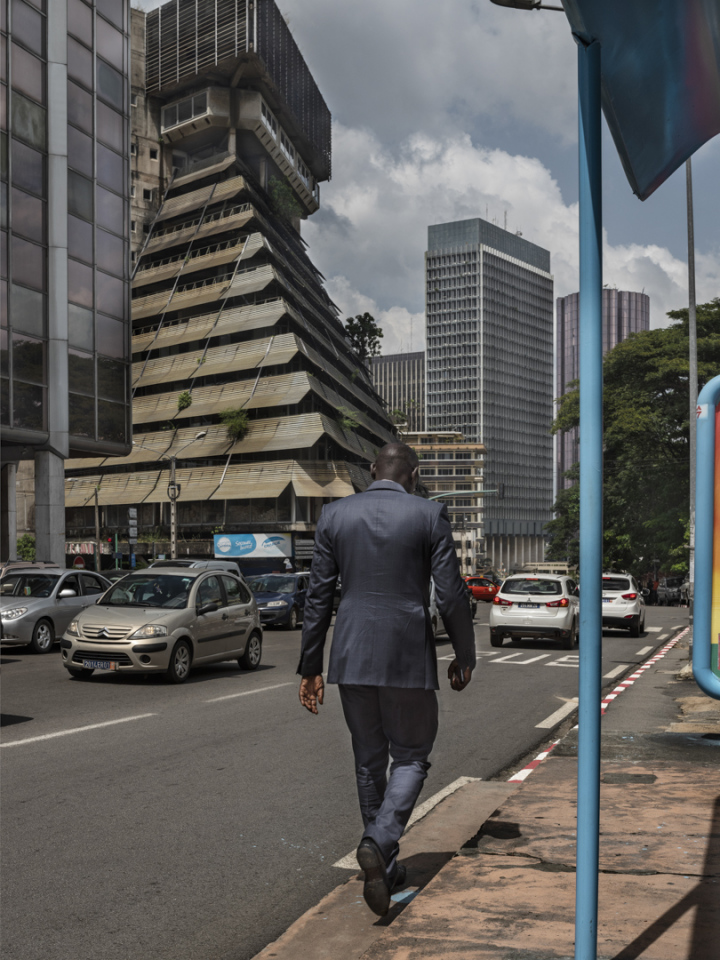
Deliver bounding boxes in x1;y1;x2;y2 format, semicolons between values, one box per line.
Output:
344;312;383;367
546;298;720;576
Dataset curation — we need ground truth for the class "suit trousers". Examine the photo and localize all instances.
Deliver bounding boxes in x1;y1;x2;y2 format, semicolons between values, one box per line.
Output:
338;684;439;877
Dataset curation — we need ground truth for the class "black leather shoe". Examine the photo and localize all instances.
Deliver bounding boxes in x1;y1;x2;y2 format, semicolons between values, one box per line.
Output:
357;838;391;917
390;863;407;890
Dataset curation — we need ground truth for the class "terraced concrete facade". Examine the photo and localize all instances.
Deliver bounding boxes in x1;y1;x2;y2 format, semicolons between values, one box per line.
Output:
64;1;394;545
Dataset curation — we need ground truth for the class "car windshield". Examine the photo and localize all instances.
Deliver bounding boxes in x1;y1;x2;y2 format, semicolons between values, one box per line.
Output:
0;573;60;598
102;575;192;608
603;578;631;592
248;576;295;595
503;578;562;596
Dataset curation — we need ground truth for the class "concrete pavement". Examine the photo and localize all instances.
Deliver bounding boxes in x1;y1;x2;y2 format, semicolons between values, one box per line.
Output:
256;627;720;960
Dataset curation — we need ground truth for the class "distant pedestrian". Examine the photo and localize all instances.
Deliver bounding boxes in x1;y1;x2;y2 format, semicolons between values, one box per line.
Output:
298;443;475;916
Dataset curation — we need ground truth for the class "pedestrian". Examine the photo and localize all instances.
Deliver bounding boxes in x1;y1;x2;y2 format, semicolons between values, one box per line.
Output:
297;442;476;916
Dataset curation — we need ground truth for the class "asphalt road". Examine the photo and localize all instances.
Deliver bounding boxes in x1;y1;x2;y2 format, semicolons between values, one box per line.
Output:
1;604;688;960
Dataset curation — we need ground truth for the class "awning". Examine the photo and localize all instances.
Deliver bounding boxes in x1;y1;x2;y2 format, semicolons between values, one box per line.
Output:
131;264;276;320
171;154;237;189
132;234;264;290
154;174;248;222
564;0;720;199
145;205;254;255
132;299;288;353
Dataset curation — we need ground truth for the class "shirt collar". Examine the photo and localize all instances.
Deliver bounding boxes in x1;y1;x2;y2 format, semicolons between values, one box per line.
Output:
366;480;409;494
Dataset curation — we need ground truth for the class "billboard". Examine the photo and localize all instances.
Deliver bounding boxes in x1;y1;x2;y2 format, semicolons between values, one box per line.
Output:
214;533;292;559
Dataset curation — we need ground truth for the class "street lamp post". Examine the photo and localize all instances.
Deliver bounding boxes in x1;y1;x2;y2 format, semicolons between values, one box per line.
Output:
132;430;207;562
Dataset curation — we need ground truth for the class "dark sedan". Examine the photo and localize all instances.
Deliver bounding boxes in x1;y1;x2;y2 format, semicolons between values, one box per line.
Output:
246;573;309;629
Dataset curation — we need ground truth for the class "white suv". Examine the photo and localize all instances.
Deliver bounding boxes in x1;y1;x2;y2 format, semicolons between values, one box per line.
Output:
602;573;645;636
489;574;579;650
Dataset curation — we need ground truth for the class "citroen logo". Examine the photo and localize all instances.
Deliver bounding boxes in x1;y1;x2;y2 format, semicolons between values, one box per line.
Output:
98;627;110;638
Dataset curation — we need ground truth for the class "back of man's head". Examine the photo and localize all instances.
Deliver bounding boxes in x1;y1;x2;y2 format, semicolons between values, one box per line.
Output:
372;443;419;492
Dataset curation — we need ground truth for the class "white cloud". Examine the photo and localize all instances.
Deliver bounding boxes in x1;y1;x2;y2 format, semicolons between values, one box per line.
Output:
306;125;720;350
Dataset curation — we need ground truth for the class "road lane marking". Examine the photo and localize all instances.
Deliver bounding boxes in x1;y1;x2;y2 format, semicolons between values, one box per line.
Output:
206;681;293;703
535;698;579;729
644;626;661;632
603;664;628;679
0;713;156;748
508;743;560;782
332;776;480;869
546;655;579;668
635;645;654;656
490;653;552;665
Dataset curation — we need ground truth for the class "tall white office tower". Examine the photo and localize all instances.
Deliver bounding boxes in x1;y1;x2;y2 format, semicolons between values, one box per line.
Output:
425;218;554;571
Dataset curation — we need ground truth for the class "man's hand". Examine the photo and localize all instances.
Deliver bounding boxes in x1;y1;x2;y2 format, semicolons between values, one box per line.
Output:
299;675;325;714
447;659;472;692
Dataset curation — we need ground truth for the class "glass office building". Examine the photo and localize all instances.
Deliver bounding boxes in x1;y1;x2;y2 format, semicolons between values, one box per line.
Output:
425;218;554;571
556;289;649;488
0;0;132;563
372;351;425;432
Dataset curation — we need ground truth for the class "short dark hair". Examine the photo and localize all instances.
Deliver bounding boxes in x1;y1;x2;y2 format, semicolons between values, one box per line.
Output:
374;443;419;471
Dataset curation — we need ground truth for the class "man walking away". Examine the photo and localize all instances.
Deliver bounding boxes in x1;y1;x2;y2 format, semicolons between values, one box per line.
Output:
298;443;476;916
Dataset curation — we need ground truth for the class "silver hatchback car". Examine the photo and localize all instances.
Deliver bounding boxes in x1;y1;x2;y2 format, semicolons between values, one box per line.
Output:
489;574;579;649
1;568;111;653
61;568;262;683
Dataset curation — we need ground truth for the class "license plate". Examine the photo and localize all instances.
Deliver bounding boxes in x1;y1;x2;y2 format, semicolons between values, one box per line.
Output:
83;659;118;670
518;603;540;609
602;598;612;604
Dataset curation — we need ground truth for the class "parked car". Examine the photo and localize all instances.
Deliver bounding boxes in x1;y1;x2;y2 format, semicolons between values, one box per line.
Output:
429;578;476;637
246;573;309;629
0;569;111;653
61;569;262;682
656;576;684;607
149;559;241;573
602;573;646;635
464;575;500;603
489;574;579;649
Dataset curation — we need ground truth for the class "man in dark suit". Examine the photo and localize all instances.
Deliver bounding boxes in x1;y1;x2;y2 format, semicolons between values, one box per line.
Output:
298;442;476;916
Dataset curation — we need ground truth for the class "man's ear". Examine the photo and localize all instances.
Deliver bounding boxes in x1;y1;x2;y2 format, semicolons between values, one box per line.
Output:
370;461;377;479
409;465;419;491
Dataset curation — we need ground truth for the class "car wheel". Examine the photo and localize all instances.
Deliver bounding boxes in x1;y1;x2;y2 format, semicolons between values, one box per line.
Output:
562;620;578;650
67;666;94;680
239;633;262;671
166;640;192;684
29;618;55;654
490;634;503;647
629;617;641;638
286;606;299;630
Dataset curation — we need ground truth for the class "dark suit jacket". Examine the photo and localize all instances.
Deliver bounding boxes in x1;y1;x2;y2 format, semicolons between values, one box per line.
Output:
297;480;476;690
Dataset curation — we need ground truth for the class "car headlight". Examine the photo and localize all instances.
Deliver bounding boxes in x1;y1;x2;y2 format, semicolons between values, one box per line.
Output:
129;624;168;639
66;620;80;636
2;607;28;621
265;600;288;608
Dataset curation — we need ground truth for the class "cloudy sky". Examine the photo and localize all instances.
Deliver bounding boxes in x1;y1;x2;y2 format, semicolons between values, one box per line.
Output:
139;0;720;353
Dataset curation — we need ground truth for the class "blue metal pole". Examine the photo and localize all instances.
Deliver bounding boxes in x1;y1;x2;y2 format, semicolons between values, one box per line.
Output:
575;36;602;960
694;377;720;700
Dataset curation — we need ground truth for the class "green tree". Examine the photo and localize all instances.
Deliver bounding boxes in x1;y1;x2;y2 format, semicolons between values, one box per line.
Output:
16;534;36;562
269;176;303;223
548;298;720;575
344;313;383;367
219;408;250;442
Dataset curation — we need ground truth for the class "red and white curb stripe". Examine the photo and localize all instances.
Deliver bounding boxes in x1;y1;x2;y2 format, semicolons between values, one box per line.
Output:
507;627;690;784
599;627;689;714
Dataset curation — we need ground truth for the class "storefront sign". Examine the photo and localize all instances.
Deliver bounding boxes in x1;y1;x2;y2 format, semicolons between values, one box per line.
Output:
214;533;292;558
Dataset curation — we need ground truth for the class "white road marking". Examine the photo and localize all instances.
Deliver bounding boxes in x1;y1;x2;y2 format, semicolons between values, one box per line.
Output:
332;775;480;869
603;664;628;679
0;713;157;748
206;682;293;703
535;698;579;729
546;655;580;668
635;645;654;656
490;653;552;665
644;626;661;633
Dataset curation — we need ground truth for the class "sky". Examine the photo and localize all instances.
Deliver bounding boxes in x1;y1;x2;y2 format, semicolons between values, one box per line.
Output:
137;0;720;354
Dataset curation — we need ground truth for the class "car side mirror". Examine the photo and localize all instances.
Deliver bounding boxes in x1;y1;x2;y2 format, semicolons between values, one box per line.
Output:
59;588;78;598
198;601;219;615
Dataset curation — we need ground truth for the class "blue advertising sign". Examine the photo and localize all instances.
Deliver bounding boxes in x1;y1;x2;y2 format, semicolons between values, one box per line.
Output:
214;533;292;558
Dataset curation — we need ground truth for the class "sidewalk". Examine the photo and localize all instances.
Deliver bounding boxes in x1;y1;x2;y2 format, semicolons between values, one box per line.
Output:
358;630;720;960
255;629;720;960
